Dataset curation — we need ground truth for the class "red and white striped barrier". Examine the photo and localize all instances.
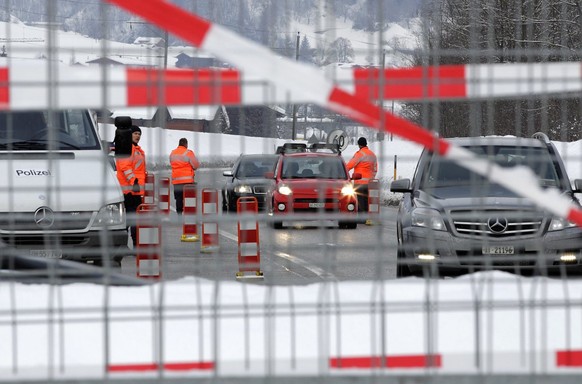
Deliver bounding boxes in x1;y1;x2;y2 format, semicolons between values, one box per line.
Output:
235;197;263;279
143;172;155;205
2;61;582;109
201;189;219;253
136;203;161;279
366;179;380;226
158;177;170;216
181;184;199;242
105;0;582;230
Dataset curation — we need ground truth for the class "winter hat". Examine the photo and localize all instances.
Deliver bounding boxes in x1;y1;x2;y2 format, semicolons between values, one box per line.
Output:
357;137;367;146
131;125;142;134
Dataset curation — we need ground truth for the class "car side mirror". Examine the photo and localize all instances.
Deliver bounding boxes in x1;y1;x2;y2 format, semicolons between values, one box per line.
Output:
573;179;582;193
223;170;233;177
264;171;275;179
113;116;133;157
352;172;362;180
390;178;412;193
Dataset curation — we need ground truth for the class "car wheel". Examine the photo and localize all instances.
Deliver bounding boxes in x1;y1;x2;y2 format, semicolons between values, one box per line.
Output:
94;257;122;268
396;247;411;278
339;221;357;229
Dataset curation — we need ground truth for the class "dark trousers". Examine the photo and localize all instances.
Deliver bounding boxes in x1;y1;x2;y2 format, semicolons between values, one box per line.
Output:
124;193;142;246
173;183;195;214
356;183;369;213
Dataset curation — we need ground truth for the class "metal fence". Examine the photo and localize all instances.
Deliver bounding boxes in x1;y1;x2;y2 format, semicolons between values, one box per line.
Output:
1;0;582;383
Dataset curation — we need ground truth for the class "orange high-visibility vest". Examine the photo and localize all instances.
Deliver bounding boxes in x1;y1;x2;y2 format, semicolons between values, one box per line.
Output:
116;144;146;195
169;145;200;185
346;146;378;184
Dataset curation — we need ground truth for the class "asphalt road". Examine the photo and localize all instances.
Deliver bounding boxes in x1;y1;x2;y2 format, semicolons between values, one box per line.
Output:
117;169;400;284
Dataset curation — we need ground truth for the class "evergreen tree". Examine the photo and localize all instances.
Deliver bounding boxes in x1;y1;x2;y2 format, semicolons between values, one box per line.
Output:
299;35;314;63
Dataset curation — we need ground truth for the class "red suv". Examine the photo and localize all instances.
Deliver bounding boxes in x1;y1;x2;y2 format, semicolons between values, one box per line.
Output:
267;143;360;229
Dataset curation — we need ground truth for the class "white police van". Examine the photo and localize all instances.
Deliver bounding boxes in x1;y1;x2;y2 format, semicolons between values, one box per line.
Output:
0;110;133;266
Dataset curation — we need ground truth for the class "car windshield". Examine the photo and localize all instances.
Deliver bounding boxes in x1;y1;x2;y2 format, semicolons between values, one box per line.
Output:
0;110;100;150
236;157;278;179
282;157;347;179
422;145;561;189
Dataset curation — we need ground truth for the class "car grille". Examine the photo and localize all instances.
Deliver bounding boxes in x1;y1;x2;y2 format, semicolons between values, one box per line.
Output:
0;212;93;231
1;235;91;246
450;209;544;238
253;186;268;194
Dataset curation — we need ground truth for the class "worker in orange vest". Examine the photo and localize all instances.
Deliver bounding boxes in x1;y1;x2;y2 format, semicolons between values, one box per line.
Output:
346;137;378;225
116;125;146;247
169;138;200;214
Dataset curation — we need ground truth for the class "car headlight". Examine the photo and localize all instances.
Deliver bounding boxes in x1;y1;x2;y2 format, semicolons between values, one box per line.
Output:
411;208;446;231
93;202;125;227
278;184;293;196
549;216;577;231
341;183;356;197
234;185;253;193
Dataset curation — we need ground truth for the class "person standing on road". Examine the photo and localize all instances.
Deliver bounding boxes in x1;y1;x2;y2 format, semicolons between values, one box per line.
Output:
170;138;200;214
346;137;378;225
116;125;146;247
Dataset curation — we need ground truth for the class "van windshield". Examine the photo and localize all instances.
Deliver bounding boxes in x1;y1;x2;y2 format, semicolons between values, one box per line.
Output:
0;110;100;150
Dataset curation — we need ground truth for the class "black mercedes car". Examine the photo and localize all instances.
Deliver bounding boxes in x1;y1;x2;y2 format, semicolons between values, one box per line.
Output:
222;154;279;213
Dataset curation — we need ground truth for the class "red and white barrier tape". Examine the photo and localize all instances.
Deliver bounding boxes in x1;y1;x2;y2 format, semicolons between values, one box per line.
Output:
2;61;582;109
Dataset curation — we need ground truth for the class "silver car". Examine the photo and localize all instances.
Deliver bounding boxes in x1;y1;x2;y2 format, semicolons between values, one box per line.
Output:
391;133;582;277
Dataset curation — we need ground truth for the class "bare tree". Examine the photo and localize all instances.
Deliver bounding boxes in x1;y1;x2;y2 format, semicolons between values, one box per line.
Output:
401;0;582;141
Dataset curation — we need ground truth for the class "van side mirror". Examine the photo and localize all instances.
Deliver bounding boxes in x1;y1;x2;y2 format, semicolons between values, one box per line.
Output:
573;179;582;193
114;116;133;157
264;171;275;179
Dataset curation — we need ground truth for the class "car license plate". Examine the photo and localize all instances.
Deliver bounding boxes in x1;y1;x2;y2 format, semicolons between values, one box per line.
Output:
482;246;514;255
309;202;325;208
30;250;63;259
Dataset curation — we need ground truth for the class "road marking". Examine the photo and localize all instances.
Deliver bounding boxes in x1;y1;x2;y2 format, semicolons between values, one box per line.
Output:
219;229;335;280
274;252;336;281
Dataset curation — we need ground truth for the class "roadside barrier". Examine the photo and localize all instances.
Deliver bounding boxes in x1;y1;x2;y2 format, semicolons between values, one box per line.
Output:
181;184;199;242
201;188;219;253
366;179;380;226
235;197;263;278
159;177;170;216
136;203;161;279
144;172;155;205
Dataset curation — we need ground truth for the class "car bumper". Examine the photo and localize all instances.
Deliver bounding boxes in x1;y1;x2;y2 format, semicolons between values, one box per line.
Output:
0;229;130;262
401;226;582;273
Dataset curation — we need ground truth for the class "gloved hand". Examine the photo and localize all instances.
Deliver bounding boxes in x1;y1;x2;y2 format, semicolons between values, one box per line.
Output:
132;179;140;193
